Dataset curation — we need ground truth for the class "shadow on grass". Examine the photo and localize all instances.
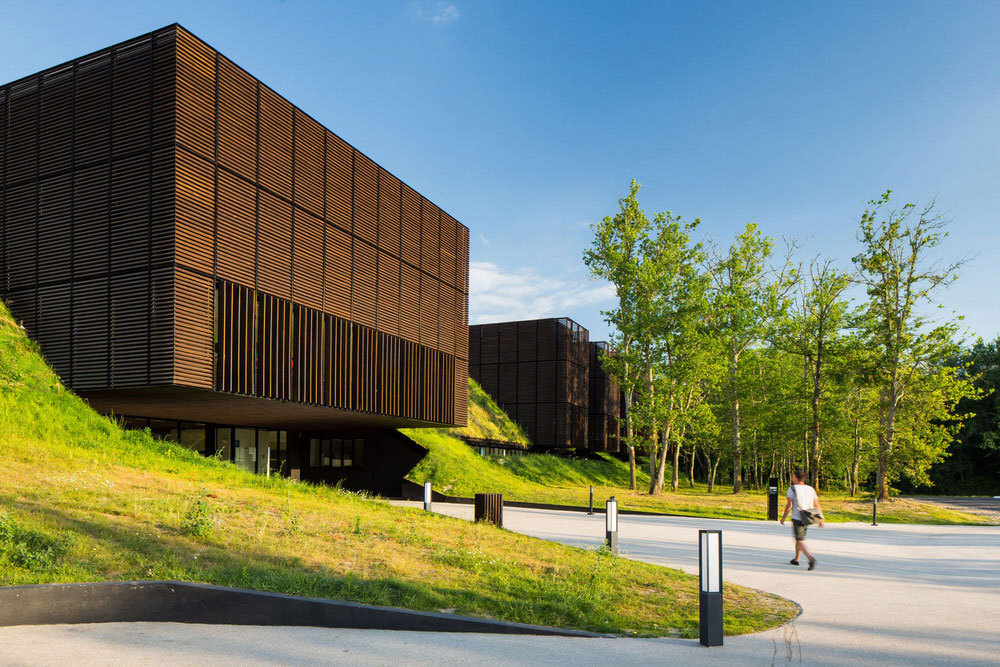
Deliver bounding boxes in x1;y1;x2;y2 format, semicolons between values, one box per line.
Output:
3;498;700;637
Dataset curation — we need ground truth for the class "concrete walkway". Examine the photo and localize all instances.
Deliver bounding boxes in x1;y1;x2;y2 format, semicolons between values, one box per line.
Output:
2;504;998;665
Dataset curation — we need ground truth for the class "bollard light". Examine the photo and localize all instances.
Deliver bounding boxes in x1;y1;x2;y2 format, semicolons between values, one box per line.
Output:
589;485;595;515
698;529;723;647
872;495;877;526
606;496;618;554
424;482;432;512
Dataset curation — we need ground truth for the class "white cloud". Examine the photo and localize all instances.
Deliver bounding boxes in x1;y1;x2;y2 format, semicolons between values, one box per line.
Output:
413;2;460;26
478;233;490;246
469;261;616;324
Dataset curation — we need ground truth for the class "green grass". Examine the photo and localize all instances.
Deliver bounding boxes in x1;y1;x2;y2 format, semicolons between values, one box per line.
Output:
0;301;796;637
404;429;988;525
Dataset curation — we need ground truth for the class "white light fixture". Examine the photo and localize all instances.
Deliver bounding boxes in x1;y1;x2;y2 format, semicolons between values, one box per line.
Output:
606;496;618;554
698;529;723;647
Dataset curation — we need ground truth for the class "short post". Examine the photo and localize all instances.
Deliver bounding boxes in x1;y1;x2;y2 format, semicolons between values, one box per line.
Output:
474;493;503;527
423;482;432;512
266;446;271;478
589;485;594;515
606;496;618;554
767;477;779;521
698;529;723;647
872;494;878;526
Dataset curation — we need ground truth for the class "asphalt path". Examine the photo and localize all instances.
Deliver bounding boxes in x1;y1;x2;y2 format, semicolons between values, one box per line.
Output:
2;503;998;665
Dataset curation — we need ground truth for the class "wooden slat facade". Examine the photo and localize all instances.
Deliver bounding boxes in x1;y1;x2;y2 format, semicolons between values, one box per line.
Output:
469;318;589;449
0;24;468;428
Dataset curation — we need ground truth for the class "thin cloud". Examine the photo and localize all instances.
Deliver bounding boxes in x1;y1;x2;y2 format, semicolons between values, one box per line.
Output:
413;2;460;26
469;261;616;324
478;233;490;246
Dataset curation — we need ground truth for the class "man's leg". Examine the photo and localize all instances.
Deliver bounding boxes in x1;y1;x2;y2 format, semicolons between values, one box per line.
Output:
799;541;813;562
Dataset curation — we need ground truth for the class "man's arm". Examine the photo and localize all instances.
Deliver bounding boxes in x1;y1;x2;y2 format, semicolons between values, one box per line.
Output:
780;497;792;524
814;492;824;527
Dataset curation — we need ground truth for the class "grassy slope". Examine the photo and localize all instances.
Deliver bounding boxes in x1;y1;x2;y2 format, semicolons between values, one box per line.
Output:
404;396;987;525
0;302;795;637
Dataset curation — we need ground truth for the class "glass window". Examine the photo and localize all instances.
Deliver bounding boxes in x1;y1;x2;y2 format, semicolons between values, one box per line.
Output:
234;428;256;473
322;439;331;467
259;430;279;476
215;427;233;462
342;439;353;468
270;431;286;476
179;423;207;453
309;438;320;467
149;419;179;443
353;439;364;468
332;439;343;468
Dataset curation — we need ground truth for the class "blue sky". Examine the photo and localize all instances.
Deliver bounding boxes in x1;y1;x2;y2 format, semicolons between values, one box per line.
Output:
2;1;998;342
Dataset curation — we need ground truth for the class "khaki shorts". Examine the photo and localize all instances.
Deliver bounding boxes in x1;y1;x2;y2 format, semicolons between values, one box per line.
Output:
792;519;807;541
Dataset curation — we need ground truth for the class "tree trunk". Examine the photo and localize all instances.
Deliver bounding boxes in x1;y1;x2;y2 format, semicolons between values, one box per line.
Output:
625;388;636;491
850;404;861;497
876;381;899;501
688;443;697;488
730;349;742;493
809;345;823;488
705;449;715;493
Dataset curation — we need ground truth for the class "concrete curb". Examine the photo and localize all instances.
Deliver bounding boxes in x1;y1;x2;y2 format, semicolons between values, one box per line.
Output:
0;581;609;637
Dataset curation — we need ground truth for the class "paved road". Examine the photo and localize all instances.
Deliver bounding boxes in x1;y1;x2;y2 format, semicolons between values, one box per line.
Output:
2;504;998;665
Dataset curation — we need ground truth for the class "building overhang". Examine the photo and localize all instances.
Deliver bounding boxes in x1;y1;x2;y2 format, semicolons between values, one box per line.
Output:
79;386;449;431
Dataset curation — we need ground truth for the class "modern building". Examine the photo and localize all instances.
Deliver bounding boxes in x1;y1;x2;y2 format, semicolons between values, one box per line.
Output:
468;318;589;450
588;341;621;452
0;25;469;495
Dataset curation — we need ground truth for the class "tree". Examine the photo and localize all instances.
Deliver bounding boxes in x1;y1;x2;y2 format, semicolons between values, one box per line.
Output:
852;191;972;499
774;257;852;486
706;224;796;493
584;180;651;490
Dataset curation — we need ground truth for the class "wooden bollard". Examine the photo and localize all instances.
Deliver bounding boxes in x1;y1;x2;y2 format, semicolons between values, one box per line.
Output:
474;493;503;528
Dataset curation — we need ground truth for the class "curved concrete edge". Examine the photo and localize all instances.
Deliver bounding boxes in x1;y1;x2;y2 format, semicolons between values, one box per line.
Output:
0;581;610;637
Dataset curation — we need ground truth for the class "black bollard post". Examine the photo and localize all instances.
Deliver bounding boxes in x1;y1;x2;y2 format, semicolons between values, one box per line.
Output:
589;485;594;515
698;529;723;647
872;494;878;526
767;477;779;521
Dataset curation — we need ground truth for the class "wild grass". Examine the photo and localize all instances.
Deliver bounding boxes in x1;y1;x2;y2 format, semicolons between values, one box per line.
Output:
0;301;796;637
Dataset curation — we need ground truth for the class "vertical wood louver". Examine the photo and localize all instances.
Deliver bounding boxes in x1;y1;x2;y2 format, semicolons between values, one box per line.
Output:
1;24;468;427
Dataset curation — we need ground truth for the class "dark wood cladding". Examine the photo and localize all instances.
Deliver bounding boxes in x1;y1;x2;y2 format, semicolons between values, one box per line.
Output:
0;29;176;391
1;24;468;428
469;318;589;449
588;342;621;452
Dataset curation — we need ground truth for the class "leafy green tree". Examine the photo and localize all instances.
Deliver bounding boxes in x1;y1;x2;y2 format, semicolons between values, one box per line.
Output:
584;180;652;490
706;224;796;493
774;258;852;486
852;191;974;499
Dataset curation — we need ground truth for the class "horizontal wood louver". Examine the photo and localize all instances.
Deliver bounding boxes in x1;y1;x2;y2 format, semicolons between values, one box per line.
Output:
324;224;352;319
421;200;440;279
175;29;215;159
292;209;323;309
325;133;352;232
258;84;293;201
293;111;324;219
377;169;401;257
400;185;422;269
1;24;468;427
353;152;378;245
217;57;256;180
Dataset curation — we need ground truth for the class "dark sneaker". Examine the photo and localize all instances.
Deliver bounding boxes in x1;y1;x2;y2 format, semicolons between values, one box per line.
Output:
808;559;816;571
789;559;799;566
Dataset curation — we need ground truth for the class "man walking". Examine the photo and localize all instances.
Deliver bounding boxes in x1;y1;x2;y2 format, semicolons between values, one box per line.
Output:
780;469;824;570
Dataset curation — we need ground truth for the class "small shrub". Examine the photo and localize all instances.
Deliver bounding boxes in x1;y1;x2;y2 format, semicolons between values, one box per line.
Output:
181;498;214;538
0;512;64;570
